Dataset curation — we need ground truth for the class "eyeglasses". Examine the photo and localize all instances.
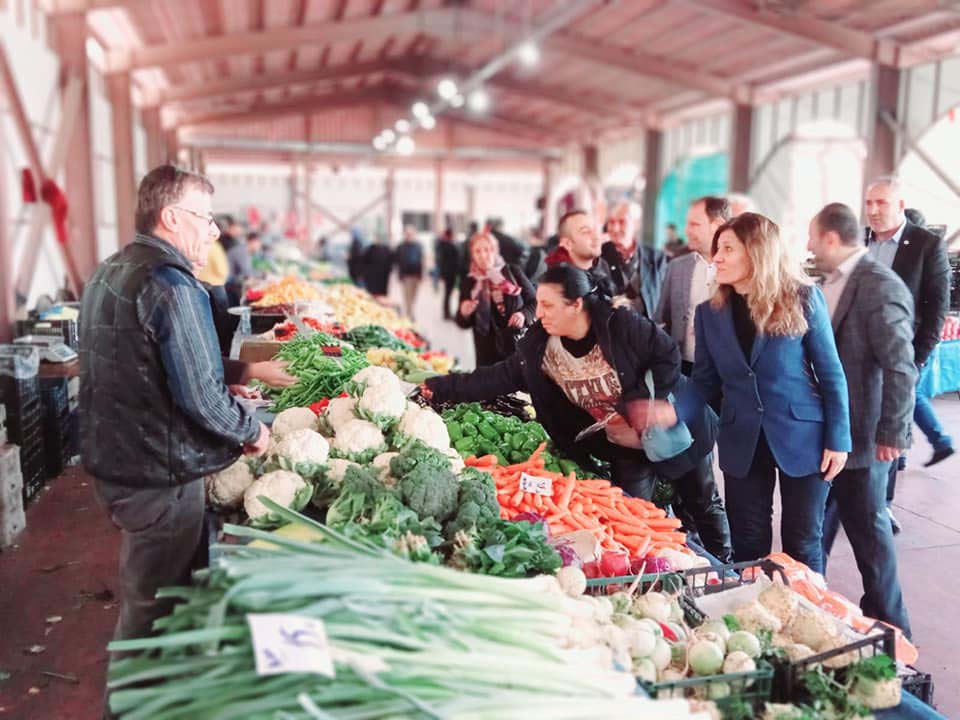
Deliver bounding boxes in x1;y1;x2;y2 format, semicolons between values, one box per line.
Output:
172;206;216;226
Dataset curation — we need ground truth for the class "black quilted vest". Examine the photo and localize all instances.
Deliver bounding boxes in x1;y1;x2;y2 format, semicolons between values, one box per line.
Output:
79;237;241;486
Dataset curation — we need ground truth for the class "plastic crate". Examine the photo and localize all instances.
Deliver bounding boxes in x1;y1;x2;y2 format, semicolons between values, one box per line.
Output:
586;559;788;597
16;318;79;350
900;666;935;707
643;664;775;713
21;442;47;504
40;377;69;416
4;403;43;447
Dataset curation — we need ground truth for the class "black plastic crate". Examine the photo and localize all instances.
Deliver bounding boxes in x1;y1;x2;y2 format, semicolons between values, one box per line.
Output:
643;664;775;713
40;377;69;417
16;318;79;350
585;558;787;597
21;442;48;504
901;666;935;706
0;373;40;413
4;404;43;447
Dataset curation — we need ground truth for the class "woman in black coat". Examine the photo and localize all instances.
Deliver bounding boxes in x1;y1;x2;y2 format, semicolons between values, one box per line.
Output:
361;239;394;297
456;231;537;367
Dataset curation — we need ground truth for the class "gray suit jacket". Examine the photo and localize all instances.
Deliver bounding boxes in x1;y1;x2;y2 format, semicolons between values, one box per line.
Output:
655;252;698;351
832;255;917;469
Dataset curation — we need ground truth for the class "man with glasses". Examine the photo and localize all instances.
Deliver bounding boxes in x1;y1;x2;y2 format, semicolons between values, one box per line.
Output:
79;165;271;657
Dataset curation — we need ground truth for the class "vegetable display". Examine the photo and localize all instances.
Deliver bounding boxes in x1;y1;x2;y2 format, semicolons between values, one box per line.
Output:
250;275;322;306
364;347;450;383
341;324;413;351
269;333;369;412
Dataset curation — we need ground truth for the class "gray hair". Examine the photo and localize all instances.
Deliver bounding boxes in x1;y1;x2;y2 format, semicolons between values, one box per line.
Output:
609;200;641;223
135;165;214;235
866;175;903;196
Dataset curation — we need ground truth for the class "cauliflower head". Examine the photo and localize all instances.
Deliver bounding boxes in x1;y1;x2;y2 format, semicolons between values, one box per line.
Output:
346;366;402;397
205;459;255;508
785;607;839;652
271;407;317;438
325;458;359;484
372;451;400;486
323;397;358;434
356;383;407;429
274;429;330;474
243;469;312;526
395;404;450;451
331;418;387;463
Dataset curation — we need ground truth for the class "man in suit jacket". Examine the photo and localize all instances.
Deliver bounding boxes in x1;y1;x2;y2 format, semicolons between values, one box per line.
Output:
657;196;732;375
600;200;667;320
865;178;953;531
809;203;913;636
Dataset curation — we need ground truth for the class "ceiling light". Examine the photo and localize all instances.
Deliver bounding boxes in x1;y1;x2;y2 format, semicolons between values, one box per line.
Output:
395;136;415;155
412;101;430;119
437;77;458;100
450;93;465;108
372;136;387;150
467;88;489;113
382;128;396;143
419;115;436;130
395;119;411;133
517;41;540;66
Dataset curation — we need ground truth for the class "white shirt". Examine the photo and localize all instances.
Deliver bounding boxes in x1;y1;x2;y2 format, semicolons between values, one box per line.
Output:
867;220;906;269
822;247;868;318
683;254;716;362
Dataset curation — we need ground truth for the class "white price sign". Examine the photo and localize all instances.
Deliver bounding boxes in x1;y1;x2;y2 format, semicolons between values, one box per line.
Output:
247;613;335;677
519;472;553;496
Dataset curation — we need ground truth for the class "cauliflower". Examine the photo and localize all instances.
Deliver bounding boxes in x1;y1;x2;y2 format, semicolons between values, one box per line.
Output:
274;429;330;475
784;643;815;663
205;459;255;508
356;383;407;429
759;579;799;627
734;600;782;634
346;366;402;397
394;404;450;451
372;451;400;486
271;407;317;438
330;418;387;463
784;607;839;651
324;458;359;484
323;397;358;434
445;447;465;474
243;469;313;527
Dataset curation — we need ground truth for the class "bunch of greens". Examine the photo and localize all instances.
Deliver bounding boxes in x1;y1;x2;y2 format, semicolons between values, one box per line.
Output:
269;333;369;412
341;324;413;351
450;518;563;578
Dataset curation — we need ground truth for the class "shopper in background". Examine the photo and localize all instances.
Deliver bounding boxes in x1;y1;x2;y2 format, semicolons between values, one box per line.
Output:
545;210;612;295
347;227;367;287
361;233;394;298
79;165;270;656
395;225;424;321
434;228;461;320
601;200;667;320
865;178;952;533
194;217;229;287
455;231;537;367
643;213;851;573
663;222;690;259
808;202;913;635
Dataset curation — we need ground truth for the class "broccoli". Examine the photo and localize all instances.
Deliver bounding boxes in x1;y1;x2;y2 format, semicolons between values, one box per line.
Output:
399;464;459;524
444;469;500;538
325;465;397;527
389;440;452;479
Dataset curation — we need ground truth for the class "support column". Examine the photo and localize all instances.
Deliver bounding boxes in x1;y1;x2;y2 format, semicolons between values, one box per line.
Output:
384;168;396;243
107;71;136;246
641;127;663;247
0;131;13;342
729;103;755;194
51;11;98;277
165;128;180;164
142;106;164;169
433;159;445;235
303;163;314;252
864;64;902;184
541;157;555;238
465;182;477;227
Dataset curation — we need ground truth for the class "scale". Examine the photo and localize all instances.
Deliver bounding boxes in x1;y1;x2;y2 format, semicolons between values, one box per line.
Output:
13;335;78;363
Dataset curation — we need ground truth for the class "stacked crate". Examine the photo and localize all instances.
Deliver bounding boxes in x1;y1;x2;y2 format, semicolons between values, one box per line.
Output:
40;377;74;477
0;346;47;504
0;425;26;549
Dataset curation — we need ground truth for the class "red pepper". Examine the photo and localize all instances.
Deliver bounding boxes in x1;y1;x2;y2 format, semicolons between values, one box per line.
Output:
658;622;678;642
309;398;331;415
246;289;265;302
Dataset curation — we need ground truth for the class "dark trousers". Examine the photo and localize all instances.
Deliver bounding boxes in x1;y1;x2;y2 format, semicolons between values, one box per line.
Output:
93;479;205;655
610;455;657;500
674;453;733;563
723;433;831;573
822;462;911;637
441;275;457;319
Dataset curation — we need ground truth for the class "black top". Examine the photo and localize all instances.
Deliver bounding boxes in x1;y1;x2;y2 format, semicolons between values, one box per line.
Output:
730;291;756;360
560;327;598;358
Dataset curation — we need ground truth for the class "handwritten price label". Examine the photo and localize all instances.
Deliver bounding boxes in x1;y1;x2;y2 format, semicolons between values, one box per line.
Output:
519;472;553;496
247;613;335;677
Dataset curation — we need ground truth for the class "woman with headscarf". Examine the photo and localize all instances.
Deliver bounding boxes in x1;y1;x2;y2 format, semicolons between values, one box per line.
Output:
456;231;537;367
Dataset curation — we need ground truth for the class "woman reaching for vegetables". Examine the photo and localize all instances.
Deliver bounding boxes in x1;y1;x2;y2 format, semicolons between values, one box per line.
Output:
423;263;714;502
456;230;537;367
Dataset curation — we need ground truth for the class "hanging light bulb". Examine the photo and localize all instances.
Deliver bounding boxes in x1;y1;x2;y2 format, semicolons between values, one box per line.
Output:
372;135;387;150
395;136;415;155
419;114;436;130
467;87;489;113
450;93;465;108
412;101;430;119
517;40;539;66
395;119;411;134
382;129;396;143
437;77;458;100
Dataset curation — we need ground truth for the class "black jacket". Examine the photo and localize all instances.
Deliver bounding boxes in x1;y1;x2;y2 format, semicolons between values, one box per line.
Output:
868;221;950;366
455;264;537;367
601;241;668;320
435;239;461;279
394;240;424;277
429;300;716;477
362;244;394;295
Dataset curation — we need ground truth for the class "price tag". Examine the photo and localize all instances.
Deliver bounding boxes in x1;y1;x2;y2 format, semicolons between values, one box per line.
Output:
519;472;553;496
247;613;335;677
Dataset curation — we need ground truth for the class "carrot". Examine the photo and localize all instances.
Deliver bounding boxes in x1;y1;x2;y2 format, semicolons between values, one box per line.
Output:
533;493;544;509
510;489;524;507
642;517;683;530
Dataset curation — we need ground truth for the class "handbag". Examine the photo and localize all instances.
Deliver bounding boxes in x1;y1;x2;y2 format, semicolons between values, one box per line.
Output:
641;369;693;462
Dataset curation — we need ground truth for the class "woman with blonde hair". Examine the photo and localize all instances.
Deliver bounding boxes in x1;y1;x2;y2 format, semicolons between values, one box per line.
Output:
643;213;850;572
456;231;537;367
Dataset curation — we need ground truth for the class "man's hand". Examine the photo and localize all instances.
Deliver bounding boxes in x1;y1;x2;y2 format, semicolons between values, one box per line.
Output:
626;398;677;431
508;312;525;329
459;299;479;317
419;383;434;401
229;384;262;399
820;449;848;482
244;421;271;456
876;445;903;463
250;360;297;388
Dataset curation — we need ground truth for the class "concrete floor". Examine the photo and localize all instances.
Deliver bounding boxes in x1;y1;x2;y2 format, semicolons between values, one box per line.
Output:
0;281;955;718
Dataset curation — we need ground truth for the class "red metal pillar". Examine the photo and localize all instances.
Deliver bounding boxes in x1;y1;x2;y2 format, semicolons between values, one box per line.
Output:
641;127;663;247
107;71;136;246
51;11;99;277
729;103;755;194
433;159;445;235
141;106;165;170
0;130;13;342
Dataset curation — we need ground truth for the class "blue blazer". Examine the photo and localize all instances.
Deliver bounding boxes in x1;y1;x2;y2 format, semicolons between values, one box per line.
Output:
675;286;851;479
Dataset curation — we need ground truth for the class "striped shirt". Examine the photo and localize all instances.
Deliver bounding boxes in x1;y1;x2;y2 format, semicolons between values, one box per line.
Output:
135;235;257;445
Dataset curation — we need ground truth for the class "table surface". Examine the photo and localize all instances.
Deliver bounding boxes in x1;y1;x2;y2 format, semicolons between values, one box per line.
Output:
37;359;80;378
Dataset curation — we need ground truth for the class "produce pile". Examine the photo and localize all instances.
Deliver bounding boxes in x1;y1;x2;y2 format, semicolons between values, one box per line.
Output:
365;348;454;383
322;284;412;330
105;510;707;720
267;333;369;412
250;276;322;307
